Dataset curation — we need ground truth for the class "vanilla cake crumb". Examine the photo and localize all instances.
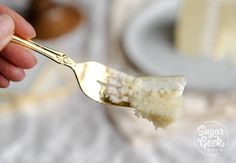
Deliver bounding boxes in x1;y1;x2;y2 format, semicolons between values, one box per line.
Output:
99;69;186;128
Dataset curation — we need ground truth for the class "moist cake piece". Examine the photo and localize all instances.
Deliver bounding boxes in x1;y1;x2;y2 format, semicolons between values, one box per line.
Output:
99;69;186;128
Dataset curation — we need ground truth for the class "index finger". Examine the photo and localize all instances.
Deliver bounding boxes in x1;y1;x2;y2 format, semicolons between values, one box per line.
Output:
0;5;36;39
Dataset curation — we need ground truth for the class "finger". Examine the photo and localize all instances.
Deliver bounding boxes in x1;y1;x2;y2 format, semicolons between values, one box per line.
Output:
1;43;37;69
0;74;9;88
0;57;25;81
0;14;14;51
0;5;36;39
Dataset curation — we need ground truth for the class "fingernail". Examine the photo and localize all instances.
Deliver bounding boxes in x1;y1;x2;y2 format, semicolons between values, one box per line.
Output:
25;21;36;39
13;67;25;81
31;27;36;38
27;22;36;38
0;14;15;50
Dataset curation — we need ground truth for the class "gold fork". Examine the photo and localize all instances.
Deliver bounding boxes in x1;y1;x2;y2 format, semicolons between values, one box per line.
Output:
11;35;187;128
11;35;132;107
11;35;186;110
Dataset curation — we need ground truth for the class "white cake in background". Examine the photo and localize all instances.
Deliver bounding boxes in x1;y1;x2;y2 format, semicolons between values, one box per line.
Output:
175;0;236;61
214;2;236;60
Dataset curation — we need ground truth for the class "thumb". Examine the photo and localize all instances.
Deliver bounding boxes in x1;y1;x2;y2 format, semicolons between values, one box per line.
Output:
0;14;15;51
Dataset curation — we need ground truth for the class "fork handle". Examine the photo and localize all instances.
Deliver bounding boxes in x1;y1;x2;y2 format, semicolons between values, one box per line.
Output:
11;35;76;68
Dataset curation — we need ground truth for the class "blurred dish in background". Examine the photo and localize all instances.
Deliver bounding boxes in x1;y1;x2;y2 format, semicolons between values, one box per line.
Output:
27;0;83;39
122;0;236;92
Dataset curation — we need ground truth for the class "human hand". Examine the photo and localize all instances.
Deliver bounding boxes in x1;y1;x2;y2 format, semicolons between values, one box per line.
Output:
0;5;37;88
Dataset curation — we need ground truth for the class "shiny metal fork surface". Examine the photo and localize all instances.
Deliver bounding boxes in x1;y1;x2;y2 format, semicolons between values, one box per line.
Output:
11;35;126;107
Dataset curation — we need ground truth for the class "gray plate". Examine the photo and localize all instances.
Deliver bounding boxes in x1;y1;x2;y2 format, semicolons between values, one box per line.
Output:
123;0;236;92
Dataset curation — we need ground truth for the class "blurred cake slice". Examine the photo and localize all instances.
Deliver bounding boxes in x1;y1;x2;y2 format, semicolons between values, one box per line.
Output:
175;0;236;61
